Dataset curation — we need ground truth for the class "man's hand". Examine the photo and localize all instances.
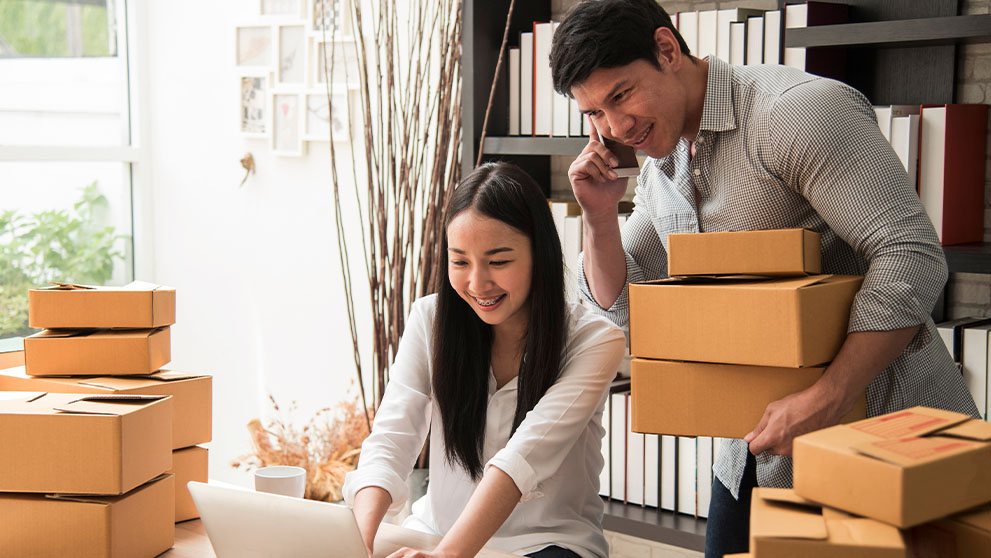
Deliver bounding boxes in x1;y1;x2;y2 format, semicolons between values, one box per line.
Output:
568;118;629;224
743;383;844;456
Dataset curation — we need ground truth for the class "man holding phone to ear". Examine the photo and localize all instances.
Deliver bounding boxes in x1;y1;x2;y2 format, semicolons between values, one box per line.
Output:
550;1;979;557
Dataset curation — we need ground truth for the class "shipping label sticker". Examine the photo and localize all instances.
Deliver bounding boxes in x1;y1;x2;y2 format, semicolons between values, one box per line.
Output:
871;437;975;460
851;411;954;439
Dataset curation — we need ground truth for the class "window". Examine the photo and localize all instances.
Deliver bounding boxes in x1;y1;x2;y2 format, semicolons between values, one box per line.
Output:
0;0;144;346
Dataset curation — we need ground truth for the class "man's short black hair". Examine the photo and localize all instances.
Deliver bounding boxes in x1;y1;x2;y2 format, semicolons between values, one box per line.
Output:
550;0;690;97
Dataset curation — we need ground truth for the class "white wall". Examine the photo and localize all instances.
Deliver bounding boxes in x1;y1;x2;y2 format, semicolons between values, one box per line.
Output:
143;0;372;485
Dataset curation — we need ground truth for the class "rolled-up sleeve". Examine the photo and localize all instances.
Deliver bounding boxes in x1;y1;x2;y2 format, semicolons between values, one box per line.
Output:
769;79;946;342
486;315;626;498
342;299;434;515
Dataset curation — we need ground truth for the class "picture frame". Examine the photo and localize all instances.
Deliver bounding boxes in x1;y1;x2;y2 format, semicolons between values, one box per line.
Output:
260;0;304;17
310;0;351;39
310;39;359;89
236;25;274;69
272;92;306;156
278;24;307;85
240;73;271;138
303;90;353;142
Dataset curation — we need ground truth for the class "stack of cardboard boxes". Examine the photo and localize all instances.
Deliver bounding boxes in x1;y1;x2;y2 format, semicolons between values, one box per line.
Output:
0;282;212;556
629;228;866;440
734;406;991;557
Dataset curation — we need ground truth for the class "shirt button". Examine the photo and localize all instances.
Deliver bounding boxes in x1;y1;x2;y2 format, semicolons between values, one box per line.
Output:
693;169;701;176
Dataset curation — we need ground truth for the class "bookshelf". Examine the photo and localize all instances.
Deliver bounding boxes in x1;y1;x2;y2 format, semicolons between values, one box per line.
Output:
460;0;990;548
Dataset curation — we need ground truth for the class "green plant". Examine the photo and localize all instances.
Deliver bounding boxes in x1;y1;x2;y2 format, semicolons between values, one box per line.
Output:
0;182;125;338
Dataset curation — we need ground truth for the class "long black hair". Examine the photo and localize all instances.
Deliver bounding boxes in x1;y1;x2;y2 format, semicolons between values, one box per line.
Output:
431;162;566;480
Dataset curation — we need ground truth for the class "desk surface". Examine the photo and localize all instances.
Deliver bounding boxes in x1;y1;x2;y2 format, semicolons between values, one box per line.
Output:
161;519;517;558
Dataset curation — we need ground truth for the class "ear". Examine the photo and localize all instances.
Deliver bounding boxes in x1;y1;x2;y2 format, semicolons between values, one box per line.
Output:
652;27;684;72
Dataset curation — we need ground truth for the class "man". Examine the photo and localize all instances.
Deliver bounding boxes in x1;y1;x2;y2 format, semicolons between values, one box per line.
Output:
549;1;979;557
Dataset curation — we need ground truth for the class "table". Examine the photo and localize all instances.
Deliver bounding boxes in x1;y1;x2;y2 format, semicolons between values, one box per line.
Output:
160;519;518;557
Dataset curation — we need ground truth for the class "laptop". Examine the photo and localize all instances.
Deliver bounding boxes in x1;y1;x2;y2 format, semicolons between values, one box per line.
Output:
188;481;369;558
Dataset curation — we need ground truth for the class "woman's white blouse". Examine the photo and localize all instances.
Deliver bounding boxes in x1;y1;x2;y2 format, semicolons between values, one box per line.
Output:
343;294;626;558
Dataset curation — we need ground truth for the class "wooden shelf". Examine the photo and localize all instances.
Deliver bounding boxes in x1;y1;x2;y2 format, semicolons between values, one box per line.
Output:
601;498;706;552
944;243;991;275
481;136;587;156
784;14;991;49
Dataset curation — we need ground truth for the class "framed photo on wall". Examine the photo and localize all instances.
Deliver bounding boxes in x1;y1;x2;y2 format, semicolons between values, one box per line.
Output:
240;74;270;138
261;0;304;17
278;24;307;85
310;0;351;39
236;25;274;69
272;92;305;156
310;39;358;88
303;90;352;142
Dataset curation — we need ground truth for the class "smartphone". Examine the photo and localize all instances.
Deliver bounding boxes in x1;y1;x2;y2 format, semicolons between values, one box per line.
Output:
602;137;640;178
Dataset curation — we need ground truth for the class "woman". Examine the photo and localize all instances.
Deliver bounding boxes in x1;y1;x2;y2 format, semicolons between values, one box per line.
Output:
343;162;626;558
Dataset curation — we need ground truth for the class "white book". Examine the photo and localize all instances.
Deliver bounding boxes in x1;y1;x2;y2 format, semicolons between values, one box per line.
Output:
783;3;808;70
937;318;989;363
626;393;644;506
920;106;948;241
581;114;589;137
533;22;554;136
569;97;582;137
746;16;764;65
963;324;991;420
520;32;533;136
718;8;763;62
697;10;718;60
599;393;611;498
677;436;697;516
890;114;920;192
551;22;569;137
763;10;782;65
874;106;893;141
696;437;713;518
660;435;676;511
677;11;699;57
729;21;746;66
563;215;583;303
610;392;627;501
508;48;520;136
644;434;659;508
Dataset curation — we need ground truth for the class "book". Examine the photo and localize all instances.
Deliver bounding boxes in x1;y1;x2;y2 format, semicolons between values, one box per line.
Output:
644;434;659;507
626;392;644;505
874;105;893;141
563;214;583;303
729;21;746;66
919;104;989;245
697;9;718;60
783;1;848;80
520;32;533;136
937;317;991;363
677;436;697;516
962;323;991;420
548;199;580;247
660;435;676;511
746;16;764;65
696;436;713;518
569;97;582;137
610;391;627;501
718;8;763;62
508;47;520;136
763;10;782;65
890;114;920;192
533;22;554;136
551;22;569;137
677;11;699;57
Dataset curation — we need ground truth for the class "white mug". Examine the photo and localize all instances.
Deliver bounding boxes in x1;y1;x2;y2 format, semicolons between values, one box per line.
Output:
254;465;307;498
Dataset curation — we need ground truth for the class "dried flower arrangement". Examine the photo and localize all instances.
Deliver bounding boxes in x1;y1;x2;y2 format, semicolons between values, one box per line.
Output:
233;394;374;502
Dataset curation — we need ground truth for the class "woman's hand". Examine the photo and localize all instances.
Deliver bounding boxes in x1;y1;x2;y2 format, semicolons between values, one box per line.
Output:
385;548;458;558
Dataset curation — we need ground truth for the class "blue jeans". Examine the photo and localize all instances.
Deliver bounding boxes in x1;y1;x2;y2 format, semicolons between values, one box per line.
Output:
526;546;581;558
704;452;758;558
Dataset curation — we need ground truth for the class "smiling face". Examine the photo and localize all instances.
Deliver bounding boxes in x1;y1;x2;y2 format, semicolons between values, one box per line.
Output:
446;209;533;336
571;28;700;159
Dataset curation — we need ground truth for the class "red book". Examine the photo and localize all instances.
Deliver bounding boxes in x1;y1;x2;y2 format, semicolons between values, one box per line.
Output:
919;104;989;246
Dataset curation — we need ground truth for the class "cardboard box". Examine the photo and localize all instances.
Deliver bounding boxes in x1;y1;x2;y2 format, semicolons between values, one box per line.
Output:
749;487;906;557
667;228;822;277
629;274;863;367
0;392;172;495
28;281;176;329
24;327;171;376
0;367;211;448
0;473;175;558
631;359;865;438
172;446;208;522
793;407;991;528
908;504;991;558
0;349;23;370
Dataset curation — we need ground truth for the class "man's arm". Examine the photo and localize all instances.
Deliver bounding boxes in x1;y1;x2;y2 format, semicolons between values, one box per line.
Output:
745;325;920;456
